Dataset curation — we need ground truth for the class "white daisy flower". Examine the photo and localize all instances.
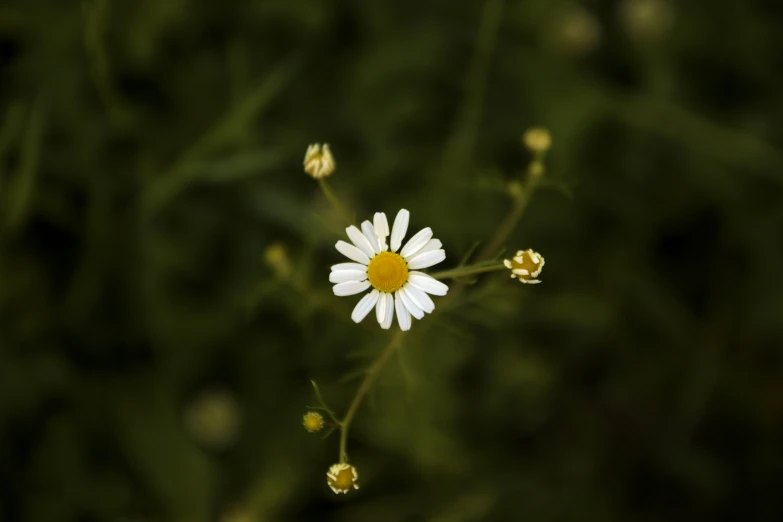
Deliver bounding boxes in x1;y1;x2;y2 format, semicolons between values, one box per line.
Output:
330;209;448;331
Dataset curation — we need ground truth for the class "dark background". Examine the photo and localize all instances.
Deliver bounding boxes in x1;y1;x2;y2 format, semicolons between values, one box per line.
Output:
1;0;783;521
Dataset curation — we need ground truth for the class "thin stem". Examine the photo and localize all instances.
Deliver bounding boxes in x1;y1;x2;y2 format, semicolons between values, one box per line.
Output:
438;0;505;186
310;380;341;426
318;178;353;226
83;0;133;129
437;163;543;308
477;164;542;261
429;262;506;280
338;330;406;463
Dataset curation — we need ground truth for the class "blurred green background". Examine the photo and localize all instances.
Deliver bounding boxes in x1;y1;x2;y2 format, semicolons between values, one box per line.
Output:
2;0;783;520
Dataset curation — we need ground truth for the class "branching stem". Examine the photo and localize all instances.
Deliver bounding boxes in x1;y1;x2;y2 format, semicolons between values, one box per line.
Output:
338;330;406;463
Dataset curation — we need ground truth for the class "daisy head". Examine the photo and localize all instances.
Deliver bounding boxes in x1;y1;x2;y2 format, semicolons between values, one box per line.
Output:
326;463;359;494
504;249;545;284
330;209;449;331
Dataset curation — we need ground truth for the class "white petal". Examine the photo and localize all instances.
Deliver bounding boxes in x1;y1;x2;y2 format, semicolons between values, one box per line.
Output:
398;286;424;319
384;296;395;328
394;292;412;331
351;290;379;323
361;221;381;254
336;240;370;265
374;212;389;236
333;280;371;296
400;227;433;259
374;212;389;250
346;226;375;258
411;238;442;258
329;270;368;283
390;209;410;252
377;292;394;329
406;245;446;264
331;262;367;272
408;271;449;296
375;291;386;325
407;249;446;270
404;283;435;313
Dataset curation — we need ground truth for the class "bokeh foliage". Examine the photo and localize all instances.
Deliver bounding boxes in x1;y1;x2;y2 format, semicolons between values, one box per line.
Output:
1;0;783;521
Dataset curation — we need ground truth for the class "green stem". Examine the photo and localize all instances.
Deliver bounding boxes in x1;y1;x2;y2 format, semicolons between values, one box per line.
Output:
438;0;505;186
477;163;542;261
429;262;506;280
437;162;543;308
318;178;353;226
310;380;341;426
338;330;406;463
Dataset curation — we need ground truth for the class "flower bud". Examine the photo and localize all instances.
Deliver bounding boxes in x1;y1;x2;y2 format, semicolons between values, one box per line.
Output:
522;128;552;155
326;463;359;494
304;143;336;179
302;411;325;433
504;249;545;284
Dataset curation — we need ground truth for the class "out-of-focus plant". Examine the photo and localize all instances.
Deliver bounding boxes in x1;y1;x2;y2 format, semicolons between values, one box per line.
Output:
299;129;552;494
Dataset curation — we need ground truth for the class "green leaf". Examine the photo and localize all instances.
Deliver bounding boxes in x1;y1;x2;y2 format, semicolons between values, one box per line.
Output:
142;53;304;214
4;97;44;233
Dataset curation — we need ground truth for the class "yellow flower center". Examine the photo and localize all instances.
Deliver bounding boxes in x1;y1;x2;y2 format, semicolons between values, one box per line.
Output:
302;412;324;433
367;251;408;293
329;468;357;492
509;250;543;280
